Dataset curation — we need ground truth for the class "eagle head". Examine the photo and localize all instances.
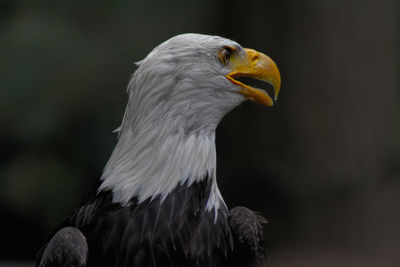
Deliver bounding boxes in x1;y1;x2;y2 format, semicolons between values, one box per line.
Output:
121;33;281;135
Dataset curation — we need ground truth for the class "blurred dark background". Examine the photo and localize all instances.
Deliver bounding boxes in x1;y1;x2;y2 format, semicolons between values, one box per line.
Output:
0;0;399;266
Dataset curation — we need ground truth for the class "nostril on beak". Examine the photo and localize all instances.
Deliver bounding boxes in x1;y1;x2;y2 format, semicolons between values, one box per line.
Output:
252;55;259;64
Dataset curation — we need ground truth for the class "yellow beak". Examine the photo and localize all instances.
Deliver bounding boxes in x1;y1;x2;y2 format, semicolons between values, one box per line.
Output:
226;48;281;106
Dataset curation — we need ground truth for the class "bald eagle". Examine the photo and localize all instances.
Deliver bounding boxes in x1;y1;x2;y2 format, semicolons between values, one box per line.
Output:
36;33;281;267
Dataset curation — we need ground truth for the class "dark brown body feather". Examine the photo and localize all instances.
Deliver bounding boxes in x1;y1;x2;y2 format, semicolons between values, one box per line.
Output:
37;179;266;267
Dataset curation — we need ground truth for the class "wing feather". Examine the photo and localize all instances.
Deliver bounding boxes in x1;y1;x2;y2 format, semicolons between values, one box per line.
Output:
228;206;267;267
37;227;88;267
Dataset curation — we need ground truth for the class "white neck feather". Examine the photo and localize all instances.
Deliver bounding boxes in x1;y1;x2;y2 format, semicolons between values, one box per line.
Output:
100;123;224;211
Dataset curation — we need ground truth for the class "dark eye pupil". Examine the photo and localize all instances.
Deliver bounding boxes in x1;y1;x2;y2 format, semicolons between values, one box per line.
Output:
219;47;232;65
225;51;229;61
224;49;230;63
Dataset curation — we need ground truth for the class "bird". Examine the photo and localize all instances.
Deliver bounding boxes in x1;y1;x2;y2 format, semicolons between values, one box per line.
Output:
36;33;281;267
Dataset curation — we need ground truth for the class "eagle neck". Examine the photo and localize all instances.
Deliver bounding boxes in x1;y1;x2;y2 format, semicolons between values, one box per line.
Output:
99;122;225;213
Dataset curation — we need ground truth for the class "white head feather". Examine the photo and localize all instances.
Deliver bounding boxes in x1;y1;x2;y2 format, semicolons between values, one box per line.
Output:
99;34;246;213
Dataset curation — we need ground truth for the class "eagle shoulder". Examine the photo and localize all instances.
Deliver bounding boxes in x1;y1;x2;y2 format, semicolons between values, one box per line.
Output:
228;206;267;267
37;226;88;267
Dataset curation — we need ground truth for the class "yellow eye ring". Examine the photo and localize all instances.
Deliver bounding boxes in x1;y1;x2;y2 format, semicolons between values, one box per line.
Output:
218;46;235;65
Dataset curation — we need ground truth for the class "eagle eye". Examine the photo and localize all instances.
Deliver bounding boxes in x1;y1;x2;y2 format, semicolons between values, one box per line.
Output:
218;46;234;65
